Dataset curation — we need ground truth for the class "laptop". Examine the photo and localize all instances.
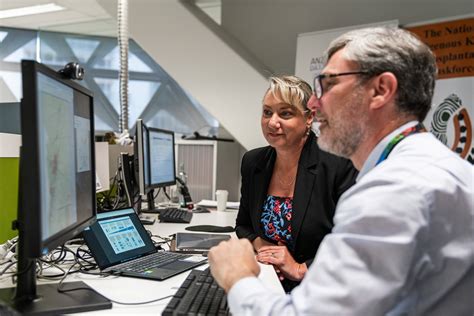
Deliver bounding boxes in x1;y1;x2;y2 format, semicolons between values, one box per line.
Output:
82;208;207;281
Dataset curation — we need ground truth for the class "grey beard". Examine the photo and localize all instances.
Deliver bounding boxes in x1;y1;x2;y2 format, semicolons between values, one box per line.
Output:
317;125;364;159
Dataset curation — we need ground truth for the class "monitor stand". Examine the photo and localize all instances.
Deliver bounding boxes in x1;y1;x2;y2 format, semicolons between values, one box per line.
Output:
0;280;112;315
0;231;112;315
0;234;112;315
140;190;161;214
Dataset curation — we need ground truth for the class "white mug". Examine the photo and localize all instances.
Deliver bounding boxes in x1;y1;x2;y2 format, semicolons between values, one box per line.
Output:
215;190;229;211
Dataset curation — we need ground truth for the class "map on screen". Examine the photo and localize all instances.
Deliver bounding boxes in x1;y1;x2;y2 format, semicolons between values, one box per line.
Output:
74;116;91;173
38;73;77;240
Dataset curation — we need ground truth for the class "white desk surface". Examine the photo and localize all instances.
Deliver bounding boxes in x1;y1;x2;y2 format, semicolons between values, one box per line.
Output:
1;209;284;315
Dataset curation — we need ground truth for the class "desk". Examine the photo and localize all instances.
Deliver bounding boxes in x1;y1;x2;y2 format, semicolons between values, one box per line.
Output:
0;209;284;315
148;208;240;237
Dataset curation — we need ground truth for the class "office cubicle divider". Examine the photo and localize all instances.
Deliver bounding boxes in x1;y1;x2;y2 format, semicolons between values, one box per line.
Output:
0;133;21;243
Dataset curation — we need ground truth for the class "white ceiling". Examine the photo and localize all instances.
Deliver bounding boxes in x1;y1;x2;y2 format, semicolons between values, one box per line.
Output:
2;0;471;74
0;0;222;35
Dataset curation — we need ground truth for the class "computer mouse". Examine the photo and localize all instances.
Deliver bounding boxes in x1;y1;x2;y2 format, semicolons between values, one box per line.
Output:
193;206;211;213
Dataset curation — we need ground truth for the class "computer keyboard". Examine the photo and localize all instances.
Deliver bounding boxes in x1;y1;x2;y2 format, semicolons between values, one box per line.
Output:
116;252;189;273
162;268;230;316
159;208;193;223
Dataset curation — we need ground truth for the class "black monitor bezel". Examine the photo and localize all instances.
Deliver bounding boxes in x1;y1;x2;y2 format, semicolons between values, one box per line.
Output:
146;126;177;189
135;119;150;196
20;59;97;258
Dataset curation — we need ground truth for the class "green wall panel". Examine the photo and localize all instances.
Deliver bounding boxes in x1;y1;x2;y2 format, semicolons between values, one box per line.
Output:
0;158;19;243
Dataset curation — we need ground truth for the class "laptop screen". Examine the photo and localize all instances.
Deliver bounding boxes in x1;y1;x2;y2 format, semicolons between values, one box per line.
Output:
83;208;156;269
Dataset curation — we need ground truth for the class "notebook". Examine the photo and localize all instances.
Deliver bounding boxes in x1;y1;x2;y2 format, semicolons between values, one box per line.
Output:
82;208;207;281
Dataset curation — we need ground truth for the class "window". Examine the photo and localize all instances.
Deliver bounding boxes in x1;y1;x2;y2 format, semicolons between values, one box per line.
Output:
0;27;219;135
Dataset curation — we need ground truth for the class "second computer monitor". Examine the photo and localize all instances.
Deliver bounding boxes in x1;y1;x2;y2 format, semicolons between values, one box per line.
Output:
148;127;176;188
135;119;150;196
134;119;176;205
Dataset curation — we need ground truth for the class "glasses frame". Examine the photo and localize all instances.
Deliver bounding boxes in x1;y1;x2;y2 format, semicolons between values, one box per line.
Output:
313;71;369;99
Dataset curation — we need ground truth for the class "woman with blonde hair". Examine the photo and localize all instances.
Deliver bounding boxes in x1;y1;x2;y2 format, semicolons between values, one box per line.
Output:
235;75;357;291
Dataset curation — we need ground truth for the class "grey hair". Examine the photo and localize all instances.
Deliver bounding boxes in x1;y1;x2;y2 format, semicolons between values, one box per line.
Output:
326;26;437;121
266;75;312;114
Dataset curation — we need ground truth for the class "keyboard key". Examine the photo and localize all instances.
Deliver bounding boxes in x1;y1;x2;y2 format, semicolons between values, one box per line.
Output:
114;252;190;274
167;298;180;309
160;208;193;223
163;269;230;315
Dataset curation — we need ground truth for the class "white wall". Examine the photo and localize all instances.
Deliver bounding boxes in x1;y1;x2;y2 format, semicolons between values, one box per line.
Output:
222;0;474;75
97;0;268;151
0;133;21;158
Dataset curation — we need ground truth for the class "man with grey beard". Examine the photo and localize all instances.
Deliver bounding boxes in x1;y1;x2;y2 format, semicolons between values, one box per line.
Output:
208;26;474;316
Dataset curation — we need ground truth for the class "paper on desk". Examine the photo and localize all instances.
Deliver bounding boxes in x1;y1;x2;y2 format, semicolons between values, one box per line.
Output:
196;199;240;209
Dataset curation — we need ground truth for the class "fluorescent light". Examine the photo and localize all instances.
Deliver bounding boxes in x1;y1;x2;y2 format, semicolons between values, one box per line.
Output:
0;3;65;19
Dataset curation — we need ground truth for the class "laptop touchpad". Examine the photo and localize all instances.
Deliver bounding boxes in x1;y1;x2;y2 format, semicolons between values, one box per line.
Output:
161;260;196;270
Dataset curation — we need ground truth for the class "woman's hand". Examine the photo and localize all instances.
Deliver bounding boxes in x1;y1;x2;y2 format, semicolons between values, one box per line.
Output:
256;242;307;281
252;237;275;252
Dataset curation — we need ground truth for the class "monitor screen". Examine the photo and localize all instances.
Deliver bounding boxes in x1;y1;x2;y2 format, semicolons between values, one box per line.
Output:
148;127;176;188
133;120;176;213
20;60;97;257
0;60;111;315
134;120;176;195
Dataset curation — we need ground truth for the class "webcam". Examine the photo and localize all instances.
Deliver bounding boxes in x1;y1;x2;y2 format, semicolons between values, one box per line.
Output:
58;62;84;80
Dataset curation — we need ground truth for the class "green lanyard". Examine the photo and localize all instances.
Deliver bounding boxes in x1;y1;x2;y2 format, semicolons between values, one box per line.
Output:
376;123;426;166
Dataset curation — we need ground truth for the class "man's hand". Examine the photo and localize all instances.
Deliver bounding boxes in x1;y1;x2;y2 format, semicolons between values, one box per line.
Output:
208;238;260;292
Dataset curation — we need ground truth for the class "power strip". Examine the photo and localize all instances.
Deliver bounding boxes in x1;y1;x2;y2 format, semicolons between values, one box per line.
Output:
0;237;17;260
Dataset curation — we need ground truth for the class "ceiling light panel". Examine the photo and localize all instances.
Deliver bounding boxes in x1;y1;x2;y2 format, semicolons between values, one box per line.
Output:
0;3;65;19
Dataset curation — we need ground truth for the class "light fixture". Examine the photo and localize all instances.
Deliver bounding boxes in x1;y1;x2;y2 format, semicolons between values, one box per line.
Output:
0;3;65;19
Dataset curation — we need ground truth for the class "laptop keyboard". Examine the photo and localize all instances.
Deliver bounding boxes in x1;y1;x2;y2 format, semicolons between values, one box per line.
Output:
162;268;230;316
159;208;193;223
115;252;190;273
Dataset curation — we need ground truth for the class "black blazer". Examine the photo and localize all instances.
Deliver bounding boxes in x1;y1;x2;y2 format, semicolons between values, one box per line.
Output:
235;131;357;267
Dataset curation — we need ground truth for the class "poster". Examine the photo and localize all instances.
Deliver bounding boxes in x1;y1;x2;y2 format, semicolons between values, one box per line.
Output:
407;17;474;163
295;20;398;89
295;21;398;135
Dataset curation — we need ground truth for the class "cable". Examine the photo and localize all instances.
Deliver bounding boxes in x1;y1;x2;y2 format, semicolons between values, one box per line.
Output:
117;0;129;132
0;261;17;276
2;238;175;306
151;234;173;249
154;188;161;200
11;260;34;278
0;241;17;262
163;187;171;201
151;234;173;243
37;263;71;280
57;262;173;305
39;246;66;264
75;246;99;271
142;188;160;203
37;246;78;280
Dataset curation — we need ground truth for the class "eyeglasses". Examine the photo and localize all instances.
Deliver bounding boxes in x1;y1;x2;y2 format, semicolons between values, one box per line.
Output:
313;71;369;99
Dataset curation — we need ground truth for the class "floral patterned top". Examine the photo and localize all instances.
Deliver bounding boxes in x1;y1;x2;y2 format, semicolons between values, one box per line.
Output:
260;195;294;251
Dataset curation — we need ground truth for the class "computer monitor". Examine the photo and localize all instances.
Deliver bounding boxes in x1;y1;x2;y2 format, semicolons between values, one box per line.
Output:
134;119;176;212
0;60;111;314
135;119;150;197
148;127;176;188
